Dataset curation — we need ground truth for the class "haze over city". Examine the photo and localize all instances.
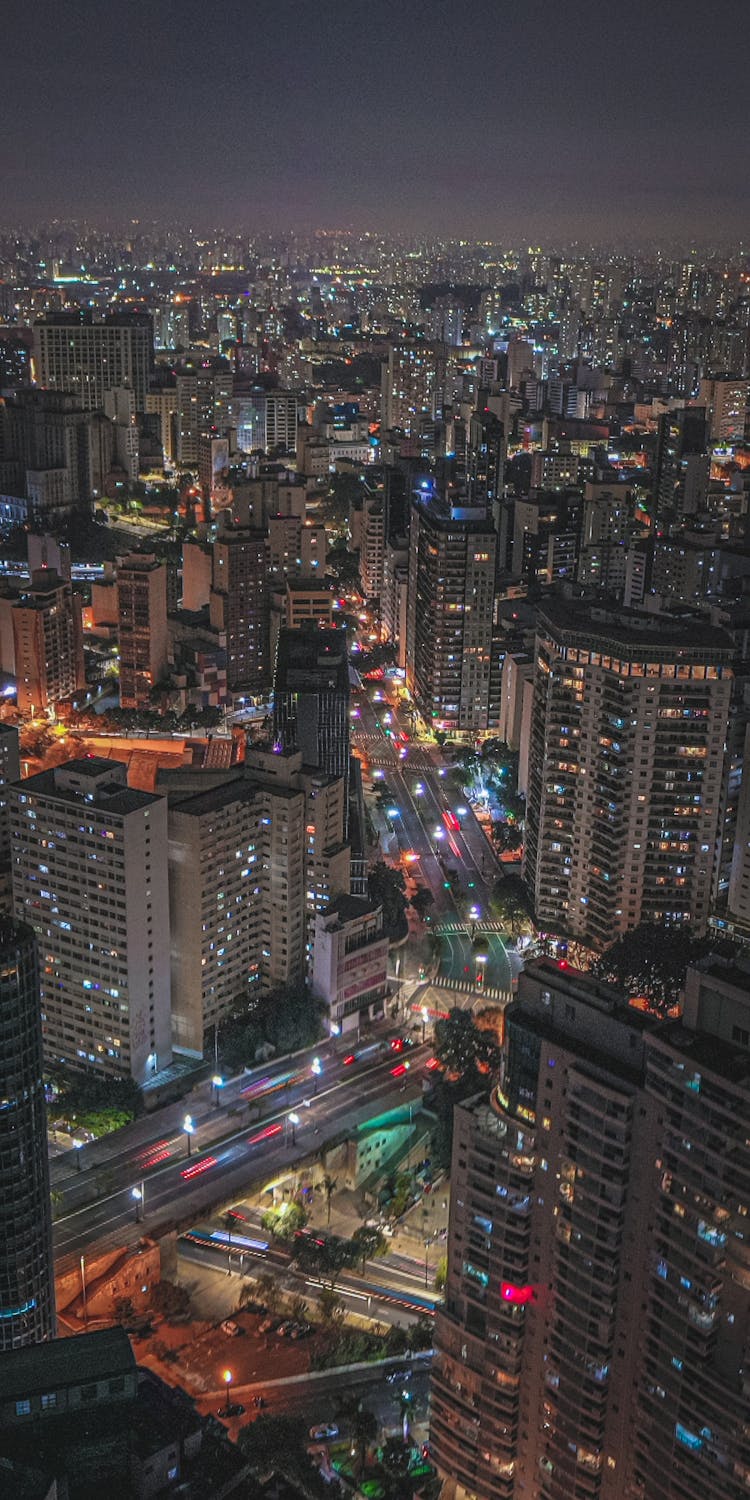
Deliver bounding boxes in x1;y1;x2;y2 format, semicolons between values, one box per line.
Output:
2;4;750;1499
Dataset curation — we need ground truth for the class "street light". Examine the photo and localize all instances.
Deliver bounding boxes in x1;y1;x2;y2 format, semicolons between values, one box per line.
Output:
421;1005;429;1044
73;1140;83;1171
288;1111;300;1146
222;1369;233;1417
311;1057;322;1095
183;1115;194;1157
212;1075;223;1107
131;1183;144;1222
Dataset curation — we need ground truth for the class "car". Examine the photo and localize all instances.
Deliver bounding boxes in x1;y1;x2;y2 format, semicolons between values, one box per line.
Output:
258;1315;276;1333
290;1322;311;1339
310;1423;339;1443
443;809;461;832
277;1319;294;1337
385;1368;412;1385
220;1319;242;1337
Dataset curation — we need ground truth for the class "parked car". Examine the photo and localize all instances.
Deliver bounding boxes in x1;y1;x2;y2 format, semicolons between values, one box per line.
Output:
310;1423;339;1443
385;1368;412;1385
290;1322;311;1339
276;1320;294;1337
220;1319;242;1337
258;1315;276;1333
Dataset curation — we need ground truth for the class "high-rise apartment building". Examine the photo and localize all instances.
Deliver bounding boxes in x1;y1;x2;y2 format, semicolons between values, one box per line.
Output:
9;758;172;1084
1;388;105;521
209;524;269;695
174;360;232;468
0;724;20;890
653;406;709;521
166;749;351;1054
34;311;152;412
406;487;497;734
698;377;749;444
311;895;389;1034
11;569;85;714
524;598;733;949
381;340;447;433
359;484;386;601
116;553;169;710
431;956;750;1500
0;919;56;1349
167;775;263;1056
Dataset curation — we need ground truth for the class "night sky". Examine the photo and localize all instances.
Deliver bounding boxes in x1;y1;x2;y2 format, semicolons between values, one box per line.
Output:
4;0;749;239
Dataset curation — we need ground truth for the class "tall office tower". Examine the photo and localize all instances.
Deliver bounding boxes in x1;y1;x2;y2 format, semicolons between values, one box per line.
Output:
9;758;172;1084
11;569;85;714
116;553;168;710
209;523;269;696
698;376;749;444
273;624;351;793
0;919;56;1349
27;533;72;581
431;956;750;1500
406;486;497;734
380;340;447;433
466;408;506;521
523;598;733;949
33;311;152;412
653;406;709;522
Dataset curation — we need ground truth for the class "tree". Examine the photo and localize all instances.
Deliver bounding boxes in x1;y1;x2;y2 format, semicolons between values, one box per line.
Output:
237;1413;327;1495
321;1173;337;1226
368;861;408;940
352;1223;387;1274
433;1008;501;1079
261;1201;308;1242
593;923;710;1011
253;1271;282;1316
337;1394;379;1477
295;1235;358;1288
150;1279;191;1322
317;1286;345;1328
491;821;524;857
410;886;434;920
407;1315;434;1352
289;1294;309;1324
434;1255;448;1292
381;1434;412;1487
492;874;534;937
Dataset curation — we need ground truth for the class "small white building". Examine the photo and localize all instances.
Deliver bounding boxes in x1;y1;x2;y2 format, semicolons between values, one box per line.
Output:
312;894;389;1034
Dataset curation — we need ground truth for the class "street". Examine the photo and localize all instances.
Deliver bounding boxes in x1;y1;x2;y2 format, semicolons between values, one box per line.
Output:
53;1040;432;1273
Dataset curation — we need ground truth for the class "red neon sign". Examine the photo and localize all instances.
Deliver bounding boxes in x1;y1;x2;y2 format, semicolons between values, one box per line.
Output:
501;1281;536;1305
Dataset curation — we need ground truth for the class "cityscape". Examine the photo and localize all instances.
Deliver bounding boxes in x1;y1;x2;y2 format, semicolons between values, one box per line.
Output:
2;3;750;1498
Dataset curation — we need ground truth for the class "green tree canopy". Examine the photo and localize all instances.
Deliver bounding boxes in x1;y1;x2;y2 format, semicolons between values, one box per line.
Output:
368;861;408;940
433;1008;501;1078
592;923;711;1011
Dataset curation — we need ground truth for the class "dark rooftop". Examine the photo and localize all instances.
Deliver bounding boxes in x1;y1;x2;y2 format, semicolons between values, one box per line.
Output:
0;1329;135;1403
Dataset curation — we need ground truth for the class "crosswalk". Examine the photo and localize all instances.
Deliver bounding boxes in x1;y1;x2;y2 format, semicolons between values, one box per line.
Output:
434;920;508;936
436;975;512;1004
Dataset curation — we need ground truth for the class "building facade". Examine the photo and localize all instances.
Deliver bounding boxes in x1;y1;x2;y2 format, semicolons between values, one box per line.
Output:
406;488;497;734
431;956;750;1500
523;599;733;948
0;919;56;1349
34;312;152;412
9;759;172;1084
116;553;169;710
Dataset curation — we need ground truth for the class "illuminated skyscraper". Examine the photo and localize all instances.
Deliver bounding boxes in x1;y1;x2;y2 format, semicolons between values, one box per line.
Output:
0;918;55;1349
431;956;750;1500
116;553;169;710
406;485;496;734
34;310;152;412
523;598;733;949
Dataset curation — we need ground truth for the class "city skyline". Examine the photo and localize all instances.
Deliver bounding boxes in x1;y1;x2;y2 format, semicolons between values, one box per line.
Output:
4;0;750;239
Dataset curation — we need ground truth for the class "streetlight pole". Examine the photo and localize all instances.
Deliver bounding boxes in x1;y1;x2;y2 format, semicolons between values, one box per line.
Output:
287;1112;300;1147
132;1182;144;1222
80;1254;88;1327
183;1116;194;1157
212;1075;223;1108
223;1370;233;1417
